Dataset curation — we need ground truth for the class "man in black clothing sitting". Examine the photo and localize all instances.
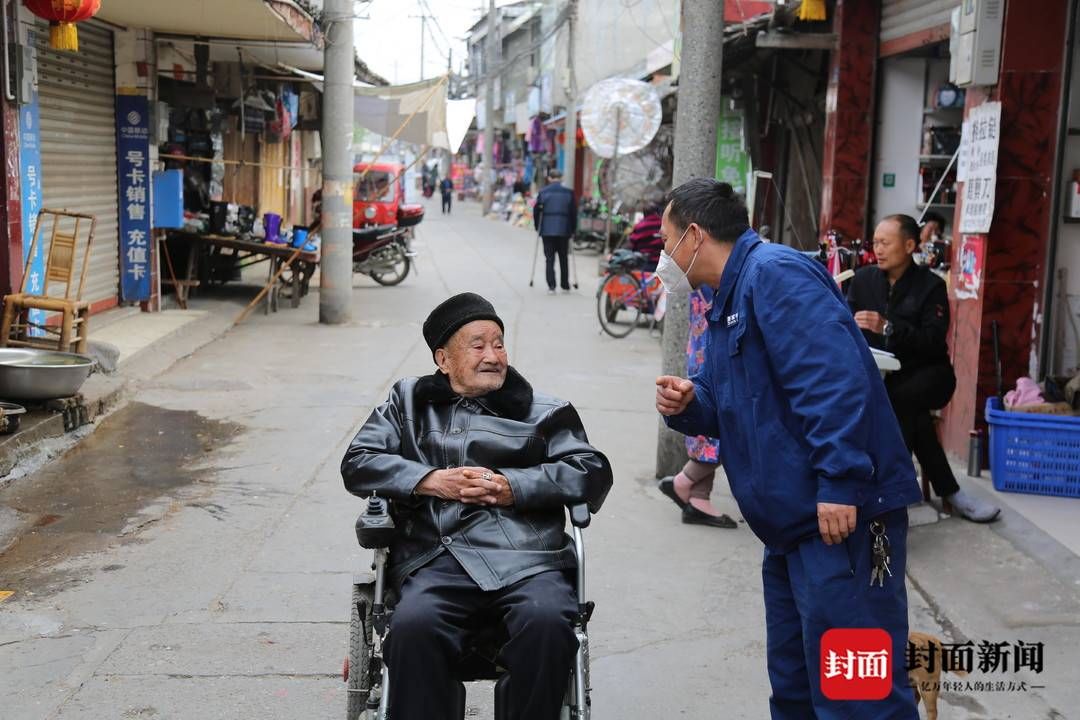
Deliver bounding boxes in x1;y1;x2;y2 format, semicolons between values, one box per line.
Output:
848;214;999;523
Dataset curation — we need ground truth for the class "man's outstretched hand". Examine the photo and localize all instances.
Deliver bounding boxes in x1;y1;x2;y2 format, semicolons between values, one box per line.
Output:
656;375;695;416
416;466;514;506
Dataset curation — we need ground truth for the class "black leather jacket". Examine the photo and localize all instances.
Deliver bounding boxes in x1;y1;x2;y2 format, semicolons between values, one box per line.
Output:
341;368;612;591
847;263;951;372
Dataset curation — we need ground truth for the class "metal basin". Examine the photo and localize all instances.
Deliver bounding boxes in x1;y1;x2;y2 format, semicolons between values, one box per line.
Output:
0;348;96;401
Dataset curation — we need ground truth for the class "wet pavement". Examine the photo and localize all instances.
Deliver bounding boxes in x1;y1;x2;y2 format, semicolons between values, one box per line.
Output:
0;403;241;596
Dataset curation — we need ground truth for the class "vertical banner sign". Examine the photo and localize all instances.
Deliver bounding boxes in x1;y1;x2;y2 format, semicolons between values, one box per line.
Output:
959;101;1002;234
18;88;46;335
715;103;750;196
117;95;152;301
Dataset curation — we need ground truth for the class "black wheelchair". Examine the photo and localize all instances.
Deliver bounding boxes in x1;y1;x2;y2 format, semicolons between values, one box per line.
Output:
344;496;595;720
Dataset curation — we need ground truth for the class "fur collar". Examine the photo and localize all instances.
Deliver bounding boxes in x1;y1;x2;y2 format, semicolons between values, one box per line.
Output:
414;367;534;421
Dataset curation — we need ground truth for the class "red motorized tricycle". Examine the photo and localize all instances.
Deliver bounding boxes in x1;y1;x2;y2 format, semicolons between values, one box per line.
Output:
352;162;424;286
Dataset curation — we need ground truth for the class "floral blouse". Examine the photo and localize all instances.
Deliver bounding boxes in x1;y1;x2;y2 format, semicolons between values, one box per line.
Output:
685;286;721;464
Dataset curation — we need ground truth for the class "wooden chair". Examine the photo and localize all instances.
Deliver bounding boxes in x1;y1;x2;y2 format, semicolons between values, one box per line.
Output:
1;209;96;353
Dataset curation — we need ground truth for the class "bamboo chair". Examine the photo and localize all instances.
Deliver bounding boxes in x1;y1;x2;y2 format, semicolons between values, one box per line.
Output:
1;209;97;353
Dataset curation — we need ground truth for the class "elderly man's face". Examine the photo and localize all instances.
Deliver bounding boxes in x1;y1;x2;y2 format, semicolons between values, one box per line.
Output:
435;320;508;397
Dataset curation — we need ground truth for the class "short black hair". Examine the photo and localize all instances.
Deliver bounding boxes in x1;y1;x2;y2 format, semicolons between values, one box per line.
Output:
882;213;921;243
666;178;749;242
921;211;947;228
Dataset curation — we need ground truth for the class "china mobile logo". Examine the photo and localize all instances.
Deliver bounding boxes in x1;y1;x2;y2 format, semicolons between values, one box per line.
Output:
820;629;893;700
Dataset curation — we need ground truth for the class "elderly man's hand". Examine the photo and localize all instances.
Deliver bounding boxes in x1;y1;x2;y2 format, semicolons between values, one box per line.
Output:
461;469;514;506
656;375;695;416
416;467;514;506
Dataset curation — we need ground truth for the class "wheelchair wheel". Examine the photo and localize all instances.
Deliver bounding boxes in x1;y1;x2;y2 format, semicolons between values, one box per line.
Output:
346;583;375;720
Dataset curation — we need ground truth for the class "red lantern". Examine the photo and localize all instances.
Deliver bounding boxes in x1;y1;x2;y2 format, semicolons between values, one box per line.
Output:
24;0;102;52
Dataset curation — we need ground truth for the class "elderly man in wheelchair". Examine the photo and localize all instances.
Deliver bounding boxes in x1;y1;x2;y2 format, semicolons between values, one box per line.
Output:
341;293;613;720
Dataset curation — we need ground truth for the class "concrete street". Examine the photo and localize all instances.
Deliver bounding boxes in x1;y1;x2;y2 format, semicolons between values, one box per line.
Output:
1;200;1078;719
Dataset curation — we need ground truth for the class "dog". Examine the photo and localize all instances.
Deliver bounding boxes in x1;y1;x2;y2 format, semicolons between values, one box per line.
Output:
908;631;969;720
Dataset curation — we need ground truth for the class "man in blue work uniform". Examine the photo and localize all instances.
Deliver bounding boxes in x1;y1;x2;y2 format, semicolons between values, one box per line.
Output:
655;178;921;719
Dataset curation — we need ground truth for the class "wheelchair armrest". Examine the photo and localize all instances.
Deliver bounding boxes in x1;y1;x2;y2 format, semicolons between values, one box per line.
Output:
569;503;591;529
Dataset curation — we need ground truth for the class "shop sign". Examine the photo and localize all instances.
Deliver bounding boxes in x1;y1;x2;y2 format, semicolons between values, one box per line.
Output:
955;234;986;300
715;103;749;196
959;101;1002;234
18;89;46;335
116;95;152;302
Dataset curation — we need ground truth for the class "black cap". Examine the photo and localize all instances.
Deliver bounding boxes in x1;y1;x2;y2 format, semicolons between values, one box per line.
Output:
422;293;504;354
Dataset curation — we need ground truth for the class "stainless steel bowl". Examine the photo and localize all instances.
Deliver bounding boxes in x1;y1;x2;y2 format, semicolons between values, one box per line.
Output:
0;348;96;401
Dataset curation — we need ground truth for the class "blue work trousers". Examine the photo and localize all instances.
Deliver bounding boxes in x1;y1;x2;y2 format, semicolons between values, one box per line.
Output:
763;507;918;719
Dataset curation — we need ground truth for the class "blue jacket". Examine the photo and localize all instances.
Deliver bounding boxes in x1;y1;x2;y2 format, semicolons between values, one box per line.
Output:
534;182;577;238
665;229;921;552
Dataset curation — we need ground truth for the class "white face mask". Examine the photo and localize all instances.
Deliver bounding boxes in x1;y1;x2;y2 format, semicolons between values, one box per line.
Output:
656;225;698;296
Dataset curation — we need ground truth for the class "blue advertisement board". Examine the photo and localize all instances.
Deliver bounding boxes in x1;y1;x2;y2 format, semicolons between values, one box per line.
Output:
17;91;45;334
116;95;152;302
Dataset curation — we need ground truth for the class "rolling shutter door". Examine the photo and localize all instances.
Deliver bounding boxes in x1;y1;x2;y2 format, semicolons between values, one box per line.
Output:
36;20;120;309
880;0;956;56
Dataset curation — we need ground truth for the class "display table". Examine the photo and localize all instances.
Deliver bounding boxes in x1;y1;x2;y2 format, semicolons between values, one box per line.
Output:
163;231;319;314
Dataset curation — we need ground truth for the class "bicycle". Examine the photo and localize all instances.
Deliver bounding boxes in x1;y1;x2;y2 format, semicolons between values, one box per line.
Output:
596;249;665;338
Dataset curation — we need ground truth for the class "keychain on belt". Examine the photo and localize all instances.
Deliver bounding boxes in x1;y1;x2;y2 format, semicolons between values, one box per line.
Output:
870;520;893;587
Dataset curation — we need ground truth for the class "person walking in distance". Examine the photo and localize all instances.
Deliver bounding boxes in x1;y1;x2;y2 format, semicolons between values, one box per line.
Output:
440;176;454;215
533;169;577;294
655;178;921;719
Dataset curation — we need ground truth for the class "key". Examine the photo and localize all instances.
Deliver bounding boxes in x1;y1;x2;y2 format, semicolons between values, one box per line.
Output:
870;520;893;587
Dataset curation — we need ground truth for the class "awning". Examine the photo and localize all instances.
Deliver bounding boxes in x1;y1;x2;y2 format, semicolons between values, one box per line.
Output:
284;72;470;151
98;0;320;45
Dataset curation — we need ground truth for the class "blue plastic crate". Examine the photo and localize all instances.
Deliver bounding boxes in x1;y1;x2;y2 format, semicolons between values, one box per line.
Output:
985;397;1080;498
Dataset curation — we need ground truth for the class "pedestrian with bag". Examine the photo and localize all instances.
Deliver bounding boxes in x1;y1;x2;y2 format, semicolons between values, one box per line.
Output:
655;178;921;719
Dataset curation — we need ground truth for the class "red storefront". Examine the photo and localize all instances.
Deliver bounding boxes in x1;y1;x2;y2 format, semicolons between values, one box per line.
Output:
818;0;1072;457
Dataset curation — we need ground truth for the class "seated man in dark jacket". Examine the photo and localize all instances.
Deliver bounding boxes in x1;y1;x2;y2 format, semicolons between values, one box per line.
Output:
848;214;998;522
342;292;612;720
533;169;577;293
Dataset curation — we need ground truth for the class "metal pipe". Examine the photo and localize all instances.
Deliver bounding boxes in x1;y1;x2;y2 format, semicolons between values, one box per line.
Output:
2;0;15;102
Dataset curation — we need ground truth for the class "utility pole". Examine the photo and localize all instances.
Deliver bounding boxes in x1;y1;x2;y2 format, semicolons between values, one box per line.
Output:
410;13;430;80
561;0;578;192
656;0;724;477
482;0;497;215
319;0;355;325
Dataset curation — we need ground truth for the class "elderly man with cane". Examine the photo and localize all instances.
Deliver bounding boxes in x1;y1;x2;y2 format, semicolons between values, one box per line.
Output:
532;169;578;293
655;178;921;719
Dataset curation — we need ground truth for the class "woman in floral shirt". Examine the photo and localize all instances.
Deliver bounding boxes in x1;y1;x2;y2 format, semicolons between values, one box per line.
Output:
658;285;737;528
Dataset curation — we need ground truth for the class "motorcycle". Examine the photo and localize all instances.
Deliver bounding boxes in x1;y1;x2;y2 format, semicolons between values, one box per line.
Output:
352;162;425;285
352;225;415;286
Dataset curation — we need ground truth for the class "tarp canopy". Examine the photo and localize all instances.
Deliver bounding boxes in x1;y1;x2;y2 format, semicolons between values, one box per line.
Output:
287;72;473;153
